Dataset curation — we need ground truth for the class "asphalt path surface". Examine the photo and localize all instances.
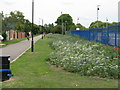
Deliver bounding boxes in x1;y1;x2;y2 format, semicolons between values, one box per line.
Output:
0;35;42;62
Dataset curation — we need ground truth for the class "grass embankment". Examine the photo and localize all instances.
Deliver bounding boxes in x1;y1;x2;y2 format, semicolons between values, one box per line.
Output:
2;36;118;88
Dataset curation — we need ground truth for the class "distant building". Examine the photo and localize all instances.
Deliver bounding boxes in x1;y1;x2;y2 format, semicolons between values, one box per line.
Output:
18;32;25;39
6;30;25;40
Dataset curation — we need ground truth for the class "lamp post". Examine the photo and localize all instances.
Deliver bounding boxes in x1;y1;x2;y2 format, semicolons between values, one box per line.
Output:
97;5;100;21
106;17;108;28
31;0;34;52
97;5;100;28
77;17;79;24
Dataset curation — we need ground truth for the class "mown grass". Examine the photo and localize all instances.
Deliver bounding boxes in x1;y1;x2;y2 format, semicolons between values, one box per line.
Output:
0;38;26;48
0;35;39;48
2;37;118;88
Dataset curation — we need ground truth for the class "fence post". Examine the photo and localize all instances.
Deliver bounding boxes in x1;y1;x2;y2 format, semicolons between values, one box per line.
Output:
114;24;118;47
70;24;118;47
89;29;90;41
96;28;98;42
107;25;109;45
118;25;119;47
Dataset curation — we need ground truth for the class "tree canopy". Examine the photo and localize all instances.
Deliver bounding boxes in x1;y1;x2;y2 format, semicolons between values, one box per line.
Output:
76;23;87;30
89;21;120;29
2;11;26;32
55;14;76;33
55;14;74;26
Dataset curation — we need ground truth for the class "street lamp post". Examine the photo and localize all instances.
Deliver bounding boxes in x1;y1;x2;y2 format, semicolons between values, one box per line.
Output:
97;5;100;21
77;17;79;24
106;17;108;28
31;0;34;52
97;5;100;28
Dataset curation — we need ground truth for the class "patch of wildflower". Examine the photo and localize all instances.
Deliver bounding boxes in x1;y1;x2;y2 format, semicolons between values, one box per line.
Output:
47;34;119;79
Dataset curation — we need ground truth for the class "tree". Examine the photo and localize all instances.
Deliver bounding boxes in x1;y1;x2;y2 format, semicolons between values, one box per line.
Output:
111;22;120;25
1;10;43;41
69;25;76;30
45;23;54;33
33;24;40;35
89;21;111;29
10;11;25;32
2;11;26;32
24;19;31;34
54;25;62;34
55;14;74;31
76;23;86;30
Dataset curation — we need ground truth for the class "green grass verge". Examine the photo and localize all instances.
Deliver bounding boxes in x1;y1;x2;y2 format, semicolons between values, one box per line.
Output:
2;37;118;88
0;38;27;48
0;35;39;48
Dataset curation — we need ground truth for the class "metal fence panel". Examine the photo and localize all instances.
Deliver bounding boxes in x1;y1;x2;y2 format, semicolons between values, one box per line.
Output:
71;24;120;47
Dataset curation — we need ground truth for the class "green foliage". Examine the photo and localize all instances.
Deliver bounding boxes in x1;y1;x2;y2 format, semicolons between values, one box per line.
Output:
2;11;25;32
2;11;40;35
76;23;87;30
111;22;120;25
55;14;74;31
55;14;73;25
45;23;54;33
69;25;76;30
24;19;32;33
32;24;40;35
53;25;62;34
89;21;120;29
89;21;106;28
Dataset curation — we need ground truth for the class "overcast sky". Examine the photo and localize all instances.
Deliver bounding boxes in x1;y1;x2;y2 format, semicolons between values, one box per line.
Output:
0;0;119;28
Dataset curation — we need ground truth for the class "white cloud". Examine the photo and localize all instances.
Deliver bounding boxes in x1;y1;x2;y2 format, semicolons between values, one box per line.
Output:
0;0;16;5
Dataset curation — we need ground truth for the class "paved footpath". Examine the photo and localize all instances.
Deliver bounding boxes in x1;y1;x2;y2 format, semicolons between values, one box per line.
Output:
0;35;42;63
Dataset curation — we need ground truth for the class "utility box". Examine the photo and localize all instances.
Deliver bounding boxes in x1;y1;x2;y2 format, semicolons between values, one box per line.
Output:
0;55;13;81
